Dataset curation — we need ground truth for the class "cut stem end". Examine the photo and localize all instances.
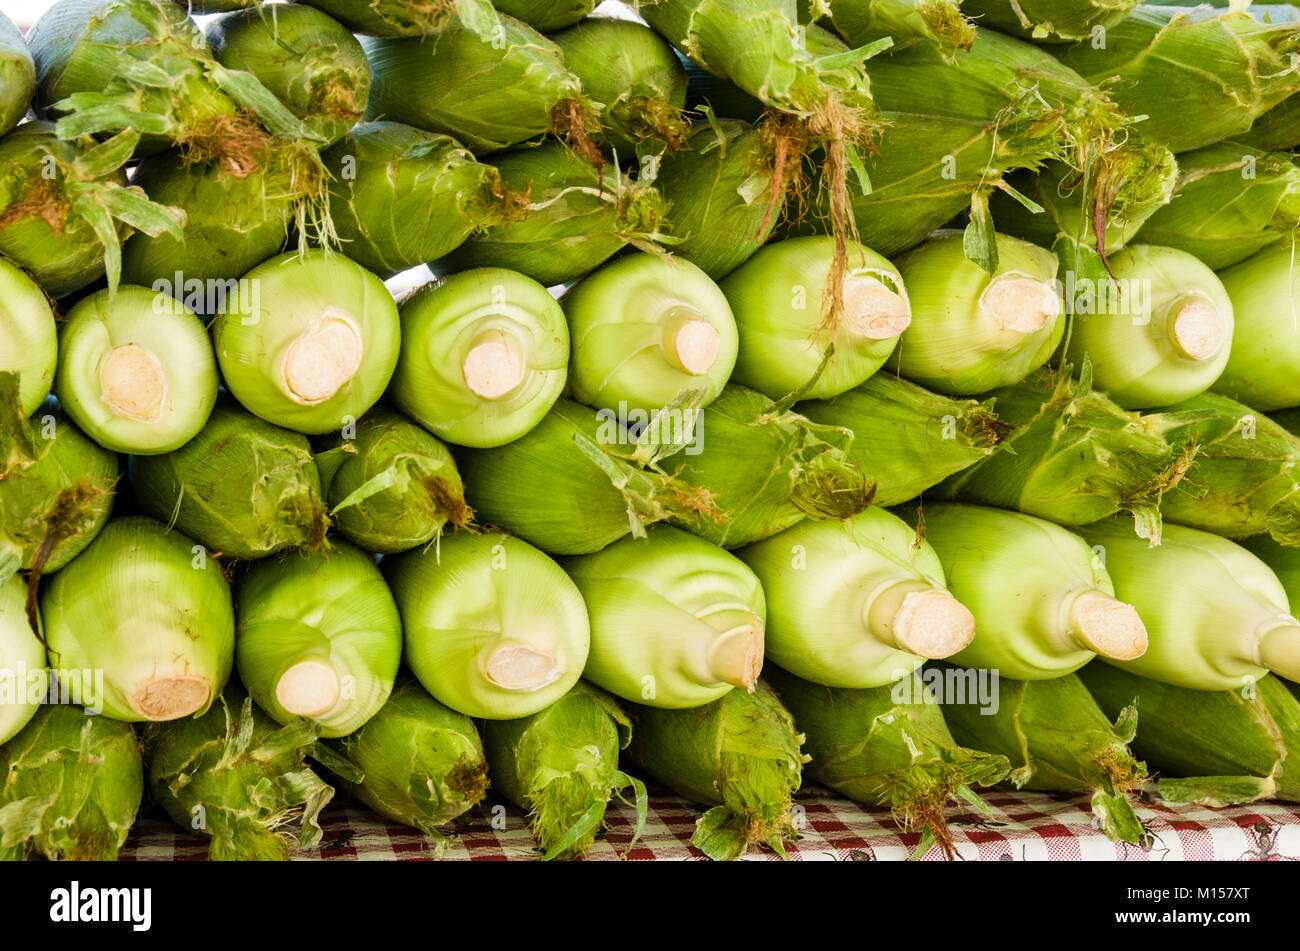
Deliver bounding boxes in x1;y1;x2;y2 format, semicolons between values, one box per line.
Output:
888;587;977;659
1258;619;1300;682
485;645;562;692
1070;591;1148;661
462;331;526;400
281;308;363;405
132;675;211;721
661;308;720;376
980;274;1061;334
101;344;166;422
706;612;765;691
1170;297;1224;362
276;660;341;718
843;272;911;340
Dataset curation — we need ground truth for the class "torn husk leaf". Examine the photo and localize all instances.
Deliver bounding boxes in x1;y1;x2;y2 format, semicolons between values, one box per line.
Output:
767;665;1009;859
0;375;117;589
316;406;470;555
328;679;489;848
128;399;330;561
656;384;872;548
456;397;716;556
442;142;669;287
323;122;526;279
935;663;1147;844
0;123;184;298
1154;391;1300;546
935;363;1204;542
1079;664;1300;807
0;704;143;862
625;680;806;861
960;0;1139;44
482;681;647;860
799;374;1015;507
144;686;336;860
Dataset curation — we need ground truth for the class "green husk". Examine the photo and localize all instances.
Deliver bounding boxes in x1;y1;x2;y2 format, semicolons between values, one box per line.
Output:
29;0;325;163
299;0;500;37
766;665;1009;860
1080;664;1300;806
799;375;1015;507
0;11;35;137
936;666;1147;844
128;400;329;560
809;0;976;59
626;680;806;861
0;260;56;420
328;679;487;846
493;0;596;30
806;26;1139;271
0;123;185;298
146;686;337;860
654;384;872;548
654;116;786;279
121;140;324;292
960;0;1139;43
0;704;143;861
455;397;715;555
206;4;371;148
552;18;689;160
1215;240;1300;412
361;13;598;156
1052;5;1300;154
1233;93;1300;151
388;268;569;449
322;122;526;278
1156;391;1300;545
0;374;117;587
0;576;44;746
1134;143;1300;270
936;364;1201;542
315;406;471;554
442;142;669;286
481;681;647;860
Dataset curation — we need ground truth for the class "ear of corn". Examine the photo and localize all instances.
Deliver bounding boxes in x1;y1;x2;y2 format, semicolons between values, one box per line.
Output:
1079;518;1300;691
935;664;1147;844
0;576;45;747
1051;5;1300;154
1080;663;1300;807
767;664;1009;859
0;264;57;419
812;0;976;60
737;507;974;688
654;116;787;280
1214;240;1300;412
129;400;330;560
0;374;117;585
493;0;597;31
1156;391;1300;546
481;681;648;860
909;504;1149;679
442;143;669;286
0;124;185;298
361;12;596;155
799;375;1014;507
625;680;806;861
660;384;872;548
0;704;143;861
206;4;371;148
298;0;501;38
1233;93;1300;152
328;679;489;846
323;123;525;279
316;407;469;554
936;365;1201;541
564;525;766;709
552;18;689;160
0;11;35;137
1135;144;1300;271
144;686;336;860
960;0;1139;44
1062;244;1235;410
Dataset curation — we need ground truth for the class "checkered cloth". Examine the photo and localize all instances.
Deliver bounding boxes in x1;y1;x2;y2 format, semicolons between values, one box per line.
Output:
118;784;1300;861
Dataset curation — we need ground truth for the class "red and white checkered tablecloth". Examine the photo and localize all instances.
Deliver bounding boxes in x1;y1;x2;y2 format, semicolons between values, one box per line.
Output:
117;785;1300;861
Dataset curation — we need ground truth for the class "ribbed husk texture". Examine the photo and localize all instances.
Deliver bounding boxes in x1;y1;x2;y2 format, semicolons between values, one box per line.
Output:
626;680;806;861
494;0;596;31
813;0;976;60
323;122;526;278
482;681;647;860
799;375;1014;507
960;0;1138;44
330;680;488;846
0;11;35;137
767;665;1009;860
0;704;143;861
937;665;1147;844
301;0;500;38
145;686;337;860
1080;664;1300;807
